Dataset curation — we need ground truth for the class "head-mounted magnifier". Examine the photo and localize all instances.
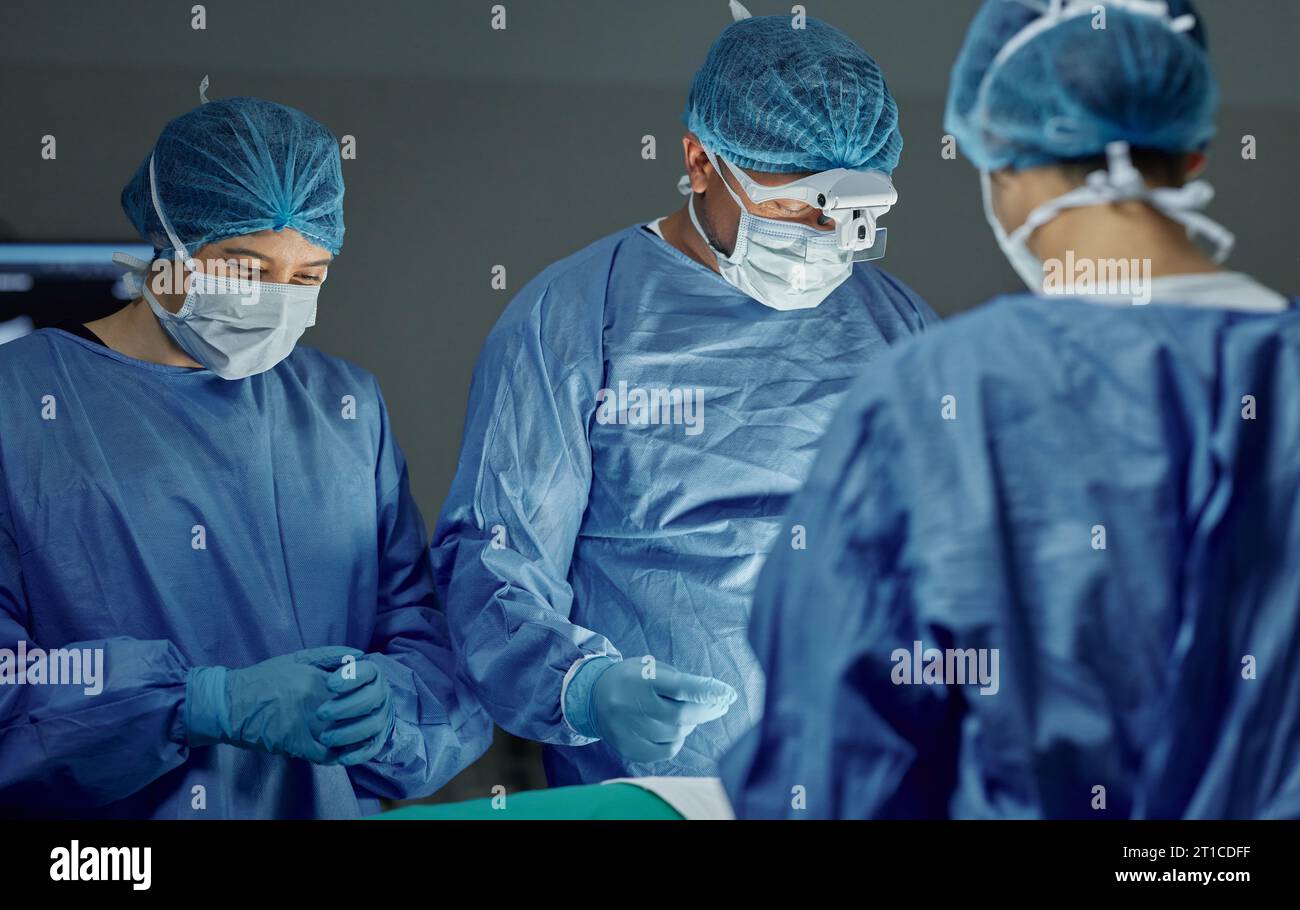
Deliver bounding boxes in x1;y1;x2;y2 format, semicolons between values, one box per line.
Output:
701;150;898;261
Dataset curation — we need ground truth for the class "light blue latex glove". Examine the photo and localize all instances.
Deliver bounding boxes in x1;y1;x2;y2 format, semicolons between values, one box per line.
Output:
566;656;737;763
186;646;363;764
315;657;397;766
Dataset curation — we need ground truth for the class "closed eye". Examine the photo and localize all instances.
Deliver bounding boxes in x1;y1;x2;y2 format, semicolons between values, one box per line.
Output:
757;201;814;219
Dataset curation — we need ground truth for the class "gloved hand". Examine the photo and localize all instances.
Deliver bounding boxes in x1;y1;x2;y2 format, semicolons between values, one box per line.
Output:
186;646;363;763
315;657;396;766
565;656;737;763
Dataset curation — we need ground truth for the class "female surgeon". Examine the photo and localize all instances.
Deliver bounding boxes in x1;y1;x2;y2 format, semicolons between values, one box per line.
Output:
0;95;490;818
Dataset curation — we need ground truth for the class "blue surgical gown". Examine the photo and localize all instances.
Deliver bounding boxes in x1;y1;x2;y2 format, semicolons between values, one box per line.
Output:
432;225;936;785
721;294;1300;819
0;330;491;818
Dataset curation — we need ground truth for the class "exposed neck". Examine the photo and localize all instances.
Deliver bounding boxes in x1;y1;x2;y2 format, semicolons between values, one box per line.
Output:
85;297;203;368
1027;201;1221;279
659;204;722;274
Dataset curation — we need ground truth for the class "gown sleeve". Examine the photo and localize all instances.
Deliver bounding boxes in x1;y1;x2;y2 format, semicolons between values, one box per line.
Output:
347;378;494;800
431;280;619;746
0;462;195;810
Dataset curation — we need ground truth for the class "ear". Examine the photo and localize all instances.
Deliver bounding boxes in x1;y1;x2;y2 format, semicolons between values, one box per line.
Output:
682;133;714;194
1183;151;1207;181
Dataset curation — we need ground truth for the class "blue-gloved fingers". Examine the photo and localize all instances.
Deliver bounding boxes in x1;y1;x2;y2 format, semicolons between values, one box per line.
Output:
331;732;387;766
658;696;733;727
317;673;386;724
588;658;734;763
633;685;707;728
298;741;336;765
325;657;380;696
292;645;365;671
649;667;737;706
654;726;695;746
627;711;695;745
221;648;384;766
620;732;691;764
319;712;389;749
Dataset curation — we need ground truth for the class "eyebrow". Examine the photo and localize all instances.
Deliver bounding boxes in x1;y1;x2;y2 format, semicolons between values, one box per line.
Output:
217;246;333;268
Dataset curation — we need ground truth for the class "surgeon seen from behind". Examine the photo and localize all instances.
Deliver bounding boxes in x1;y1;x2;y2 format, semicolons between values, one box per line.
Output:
723;0;1298;818
433;4;937;787
0;95;491;818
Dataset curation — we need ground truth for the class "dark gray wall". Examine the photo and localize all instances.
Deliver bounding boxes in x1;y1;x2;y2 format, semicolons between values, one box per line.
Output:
2;0;1297;801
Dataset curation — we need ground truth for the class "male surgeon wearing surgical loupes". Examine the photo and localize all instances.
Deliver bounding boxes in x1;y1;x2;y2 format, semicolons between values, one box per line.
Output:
723;0;1300;818
433;3;937;787
0;94;491;818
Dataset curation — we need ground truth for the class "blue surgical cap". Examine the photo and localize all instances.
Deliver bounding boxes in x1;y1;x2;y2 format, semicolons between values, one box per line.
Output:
945;0;1218;171
122;97;346;256
684;15;903;175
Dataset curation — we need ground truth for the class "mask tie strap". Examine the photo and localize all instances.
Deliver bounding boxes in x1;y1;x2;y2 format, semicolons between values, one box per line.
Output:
1149;183;1235;263
111;252;150;297
1105;141;1235;262
1007;142;1233;264
148;153;197;272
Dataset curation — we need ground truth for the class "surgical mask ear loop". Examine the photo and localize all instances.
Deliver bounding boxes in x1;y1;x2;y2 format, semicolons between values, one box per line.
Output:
687;151;754;265
704;149;762;220
686;193;712;252
688;191;750;268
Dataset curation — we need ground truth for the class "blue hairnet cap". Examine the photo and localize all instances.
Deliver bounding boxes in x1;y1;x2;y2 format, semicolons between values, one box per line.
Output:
945;0;1218;171
684;15;903;175
122;97;345;256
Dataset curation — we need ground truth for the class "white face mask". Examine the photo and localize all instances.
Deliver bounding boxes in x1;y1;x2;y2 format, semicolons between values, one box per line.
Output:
122;154;322;380
688;159;856;311
982;142;1235;295
139;269;319;380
